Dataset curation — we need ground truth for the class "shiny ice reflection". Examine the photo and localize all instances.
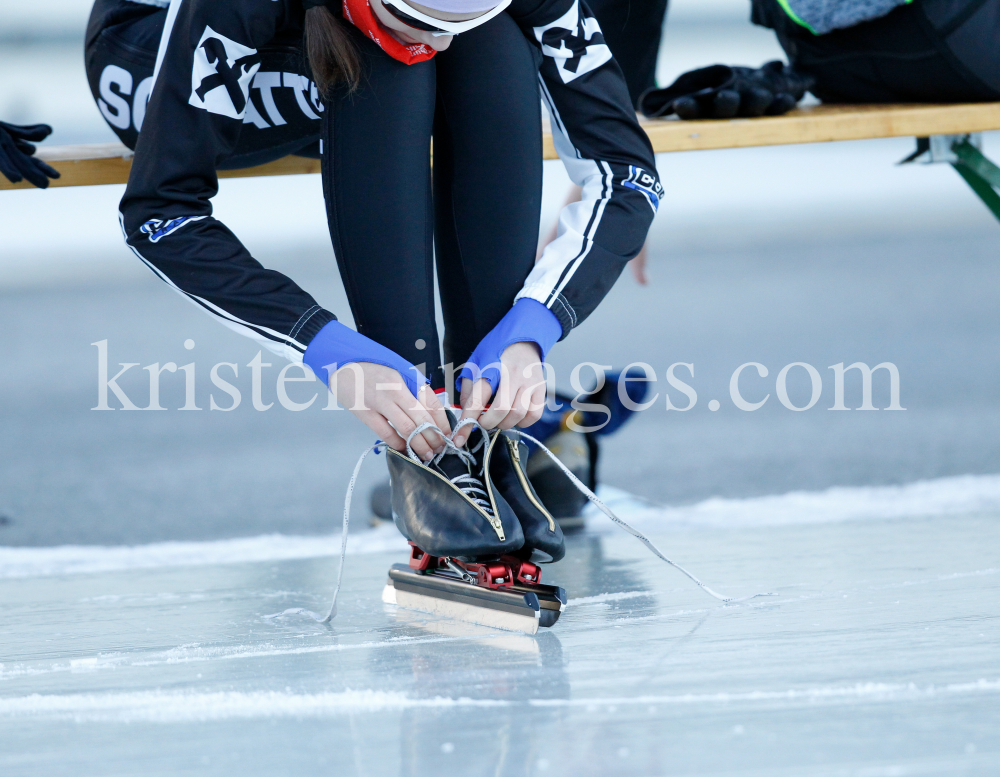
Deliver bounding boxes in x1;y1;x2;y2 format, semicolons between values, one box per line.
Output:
2;508;999;776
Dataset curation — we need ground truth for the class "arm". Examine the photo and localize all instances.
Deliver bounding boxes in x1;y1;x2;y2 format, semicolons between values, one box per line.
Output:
120;0;332;362
119;0;448;455
511;0;664;336
454;0;663;440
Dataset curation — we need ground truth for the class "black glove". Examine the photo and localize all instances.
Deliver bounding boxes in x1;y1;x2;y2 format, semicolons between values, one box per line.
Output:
0;121;61;189
639;61;814;120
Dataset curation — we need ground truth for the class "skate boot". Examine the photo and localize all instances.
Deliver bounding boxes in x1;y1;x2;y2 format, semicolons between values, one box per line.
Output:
386;423;524;560
369;480;392;525
488;430;565;563
525;428;592;530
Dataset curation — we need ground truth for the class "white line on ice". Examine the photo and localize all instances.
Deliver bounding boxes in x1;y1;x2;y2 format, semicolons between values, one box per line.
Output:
566;590;653;606
0;522;408;579
585;474;1000;532
2;680;998;723
2;474;999;579
0;632;507;681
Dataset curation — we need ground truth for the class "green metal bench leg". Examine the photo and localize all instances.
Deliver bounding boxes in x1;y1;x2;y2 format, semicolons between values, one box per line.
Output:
901;134;1000;224
950;139;1000;222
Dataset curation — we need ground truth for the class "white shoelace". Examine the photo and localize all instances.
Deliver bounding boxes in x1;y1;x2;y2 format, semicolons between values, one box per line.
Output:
271;422;774;624
407;419;494;518
269;420;480;623
515;431;775;604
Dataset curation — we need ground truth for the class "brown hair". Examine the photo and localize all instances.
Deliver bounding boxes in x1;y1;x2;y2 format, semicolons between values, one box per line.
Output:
304;5;361;94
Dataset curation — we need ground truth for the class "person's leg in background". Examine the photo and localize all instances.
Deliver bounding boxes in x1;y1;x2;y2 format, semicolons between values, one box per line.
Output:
587;0;669;109
322;29;444;385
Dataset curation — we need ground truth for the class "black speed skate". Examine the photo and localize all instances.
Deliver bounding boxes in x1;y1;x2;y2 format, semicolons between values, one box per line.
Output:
383;419;566;632
316;418;770;632
373;428;568;562
525;429;591;529
382;543;566;634
489;430;565;563
386;421;523;559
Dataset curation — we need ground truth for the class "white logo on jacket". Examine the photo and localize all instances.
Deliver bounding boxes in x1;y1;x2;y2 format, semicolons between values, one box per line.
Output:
533;0;612;84
623;166;664;213
189;26;260;119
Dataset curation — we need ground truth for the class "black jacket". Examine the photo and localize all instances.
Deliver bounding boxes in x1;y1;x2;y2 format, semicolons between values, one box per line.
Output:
118;0;663;363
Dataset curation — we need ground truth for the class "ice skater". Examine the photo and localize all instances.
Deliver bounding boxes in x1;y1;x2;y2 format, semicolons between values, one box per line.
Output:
85;0;663;572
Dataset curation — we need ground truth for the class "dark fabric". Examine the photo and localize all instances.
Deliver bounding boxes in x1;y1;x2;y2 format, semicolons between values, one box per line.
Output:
90;0;331;360
85;0;321;168
751;0;1000;102
921;0;1000;92
321;16;543;387
638;61;812;118
587;0;669;107
433;20;545;371
87;0;659;373
509;0;661;334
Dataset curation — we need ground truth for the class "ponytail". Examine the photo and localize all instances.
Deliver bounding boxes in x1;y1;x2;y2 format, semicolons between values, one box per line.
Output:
304;4;360;94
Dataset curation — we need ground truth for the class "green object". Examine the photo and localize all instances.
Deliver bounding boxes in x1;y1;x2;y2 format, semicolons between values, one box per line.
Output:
951;138;1000;222
775;0;819;34
776;0;914;36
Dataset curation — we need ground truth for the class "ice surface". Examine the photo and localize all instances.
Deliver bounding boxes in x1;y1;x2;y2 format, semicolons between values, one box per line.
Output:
1;483;998;776
3;475;998;579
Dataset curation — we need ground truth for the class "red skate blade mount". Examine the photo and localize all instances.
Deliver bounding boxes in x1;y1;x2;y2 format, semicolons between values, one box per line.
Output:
382;546;566;635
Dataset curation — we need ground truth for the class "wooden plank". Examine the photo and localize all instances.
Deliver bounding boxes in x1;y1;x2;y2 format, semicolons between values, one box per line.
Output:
0;145;321;191
0;144;134;190
638;102;1000;153
2;102;999;191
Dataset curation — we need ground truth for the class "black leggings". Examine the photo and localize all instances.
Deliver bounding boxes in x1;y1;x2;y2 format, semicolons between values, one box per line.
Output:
587;0;668;108
751;0;1000;102
85;4;542;392
323;19;543;387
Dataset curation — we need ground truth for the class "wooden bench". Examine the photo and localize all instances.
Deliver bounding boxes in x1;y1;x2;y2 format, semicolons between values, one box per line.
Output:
3;102;999;219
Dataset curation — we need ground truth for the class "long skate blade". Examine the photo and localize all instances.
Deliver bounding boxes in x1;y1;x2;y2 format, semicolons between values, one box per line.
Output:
386;584;540;634
388;605;543;654
384;564;563;635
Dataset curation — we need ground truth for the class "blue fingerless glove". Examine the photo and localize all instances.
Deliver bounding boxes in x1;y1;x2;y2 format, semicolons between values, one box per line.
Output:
458;298;563;394
303;320;429;398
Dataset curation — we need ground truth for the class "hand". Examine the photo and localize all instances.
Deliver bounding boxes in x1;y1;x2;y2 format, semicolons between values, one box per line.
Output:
455;342;546;446
330;362;451;461
628;243;648;285
0;121;60;189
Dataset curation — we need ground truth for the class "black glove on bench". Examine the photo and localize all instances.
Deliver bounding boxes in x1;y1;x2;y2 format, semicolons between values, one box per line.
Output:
639;61;814;120
0;121;60;189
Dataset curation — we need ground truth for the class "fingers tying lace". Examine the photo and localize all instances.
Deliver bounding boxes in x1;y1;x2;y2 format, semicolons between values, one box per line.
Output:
404;419;494;517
